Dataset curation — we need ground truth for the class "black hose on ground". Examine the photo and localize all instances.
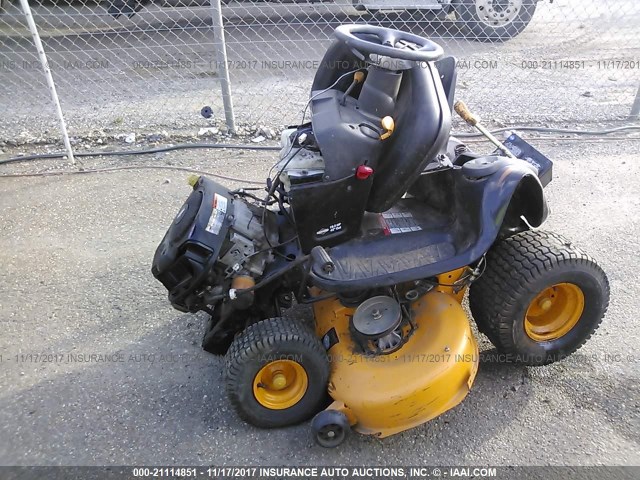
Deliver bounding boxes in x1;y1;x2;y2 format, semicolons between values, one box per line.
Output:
453;124;640;138
1;125;639;180
0;142;281;166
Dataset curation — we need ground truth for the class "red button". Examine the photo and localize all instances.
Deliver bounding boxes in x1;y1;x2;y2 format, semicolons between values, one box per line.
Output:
356;165;374;180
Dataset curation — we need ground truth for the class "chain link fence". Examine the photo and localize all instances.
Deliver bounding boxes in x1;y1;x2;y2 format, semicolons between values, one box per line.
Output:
1;0;639;147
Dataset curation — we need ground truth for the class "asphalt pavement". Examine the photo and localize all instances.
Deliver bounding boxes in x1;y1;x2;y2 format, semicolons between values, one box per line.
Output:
0;137;638;466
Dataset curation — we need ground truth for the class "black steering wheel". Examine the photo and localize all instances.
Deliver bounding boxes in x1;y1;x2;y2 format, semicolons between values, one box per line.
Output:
334;24;444;63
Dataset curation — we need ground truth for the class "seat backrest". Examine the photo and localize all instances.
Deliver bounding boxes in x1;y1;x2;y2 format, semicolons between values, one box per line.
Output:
311;40;368;93
365;62;452;213
435;55;458;113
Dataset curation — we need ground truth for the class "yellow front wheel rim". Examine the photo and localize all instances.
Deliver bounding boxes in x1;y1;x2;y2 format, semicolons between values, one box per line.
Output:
253;360;308;410
524;282;585;342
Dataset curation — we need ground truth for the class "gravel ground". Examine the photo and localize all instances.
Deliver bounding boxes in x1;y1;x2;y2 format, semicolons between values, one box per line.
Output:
1;0;639;143
0;136;639;467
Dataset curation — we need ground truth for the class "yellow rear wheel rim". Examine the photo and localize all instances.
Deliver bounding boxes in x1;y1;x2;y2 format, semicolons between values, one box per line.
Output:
524;282;585;342
253;360;308;410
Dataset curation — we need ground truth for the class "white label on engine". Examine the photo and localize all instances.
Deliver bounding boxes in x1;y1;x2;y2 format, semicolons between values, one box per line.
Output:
205;194;228;235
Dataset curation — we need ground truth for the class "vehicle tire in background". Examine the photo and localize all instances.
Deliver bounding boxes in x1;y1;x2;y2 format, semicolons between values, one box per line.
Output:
454;0;537;42
469;230;610;365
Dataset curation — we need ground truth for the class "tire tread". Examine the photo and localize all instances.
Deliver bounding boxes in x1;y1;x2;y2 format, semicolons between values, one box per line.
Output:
470;230;610;365
225;317;329;427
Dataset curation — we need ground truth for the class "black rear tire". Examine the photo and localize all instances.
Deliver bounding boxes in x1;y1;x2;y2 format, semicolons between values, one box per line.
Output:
470;230;609;366
224;317;329;428
454;0;537;42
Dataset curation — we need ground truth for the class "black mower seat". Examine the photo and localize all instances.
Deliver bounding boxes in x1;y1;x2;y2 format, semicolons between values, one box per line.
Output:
365;60;451;214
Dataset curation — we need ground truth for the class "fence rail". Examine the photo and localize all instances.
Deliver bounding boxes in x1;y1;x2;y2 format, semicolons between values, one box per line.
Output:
1;0;639;147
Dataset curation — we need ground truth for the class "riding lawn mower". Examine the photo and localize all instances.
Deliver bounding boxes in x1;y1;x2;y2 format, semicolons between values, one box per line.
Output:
151;24;610;447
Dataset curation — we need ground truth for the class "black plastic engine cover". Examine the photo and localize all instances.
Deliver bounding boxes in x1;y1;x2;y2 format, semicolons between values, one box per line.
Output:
289;174;373;254
152;177;234;311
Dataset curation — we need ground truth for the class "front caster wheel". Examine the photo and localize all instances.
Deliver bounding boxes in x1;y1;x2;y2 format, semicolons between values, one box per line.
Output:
470;230;610;366
311;410;350;448
224;317;329;428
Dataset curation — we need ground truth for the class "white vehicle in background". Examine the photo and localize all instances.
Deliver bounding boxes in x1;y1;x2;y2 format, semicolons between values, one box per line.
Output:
101;0;540;43
354;1;540;41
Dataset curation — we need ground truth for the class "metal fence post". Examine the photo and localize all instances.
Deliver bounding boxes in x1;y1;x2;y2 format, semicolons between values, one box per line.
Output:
18;0;75;165
630;84;640;120
210;0;236;133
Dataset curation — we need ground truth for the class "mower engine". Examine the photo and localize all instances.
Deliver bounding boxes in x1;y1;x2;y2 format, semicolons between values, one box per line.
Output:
151;176;277;313
276;126;325;190
152;125;328;314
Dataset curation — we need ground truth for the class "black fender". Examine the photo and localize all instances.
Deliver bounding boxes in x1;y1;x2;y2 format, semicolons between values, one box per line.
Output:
456;156;549;260
499;172;548;233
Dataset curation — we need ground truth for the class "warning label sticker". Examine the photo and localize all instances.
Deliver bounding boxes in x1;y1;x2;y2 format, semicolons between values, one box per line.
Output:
380;212;422;235
205;194;228;235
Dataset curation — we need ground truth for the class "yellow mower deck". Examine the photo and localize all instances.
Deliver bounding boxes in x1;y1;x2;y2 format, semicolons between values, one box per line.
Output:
313;285;479;438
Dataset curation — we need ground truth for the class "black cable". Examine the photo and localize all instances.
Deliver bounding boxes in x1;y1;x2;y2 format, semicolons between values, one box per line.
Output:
0;165;265;185
2;124;638;167
0;142;280;166
460;135;640;143
301;68;365;124
427;257;487;288
299;292;338;304
454;124;640;138
261;146;302;250
243;235;299;262
229;188;275;205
